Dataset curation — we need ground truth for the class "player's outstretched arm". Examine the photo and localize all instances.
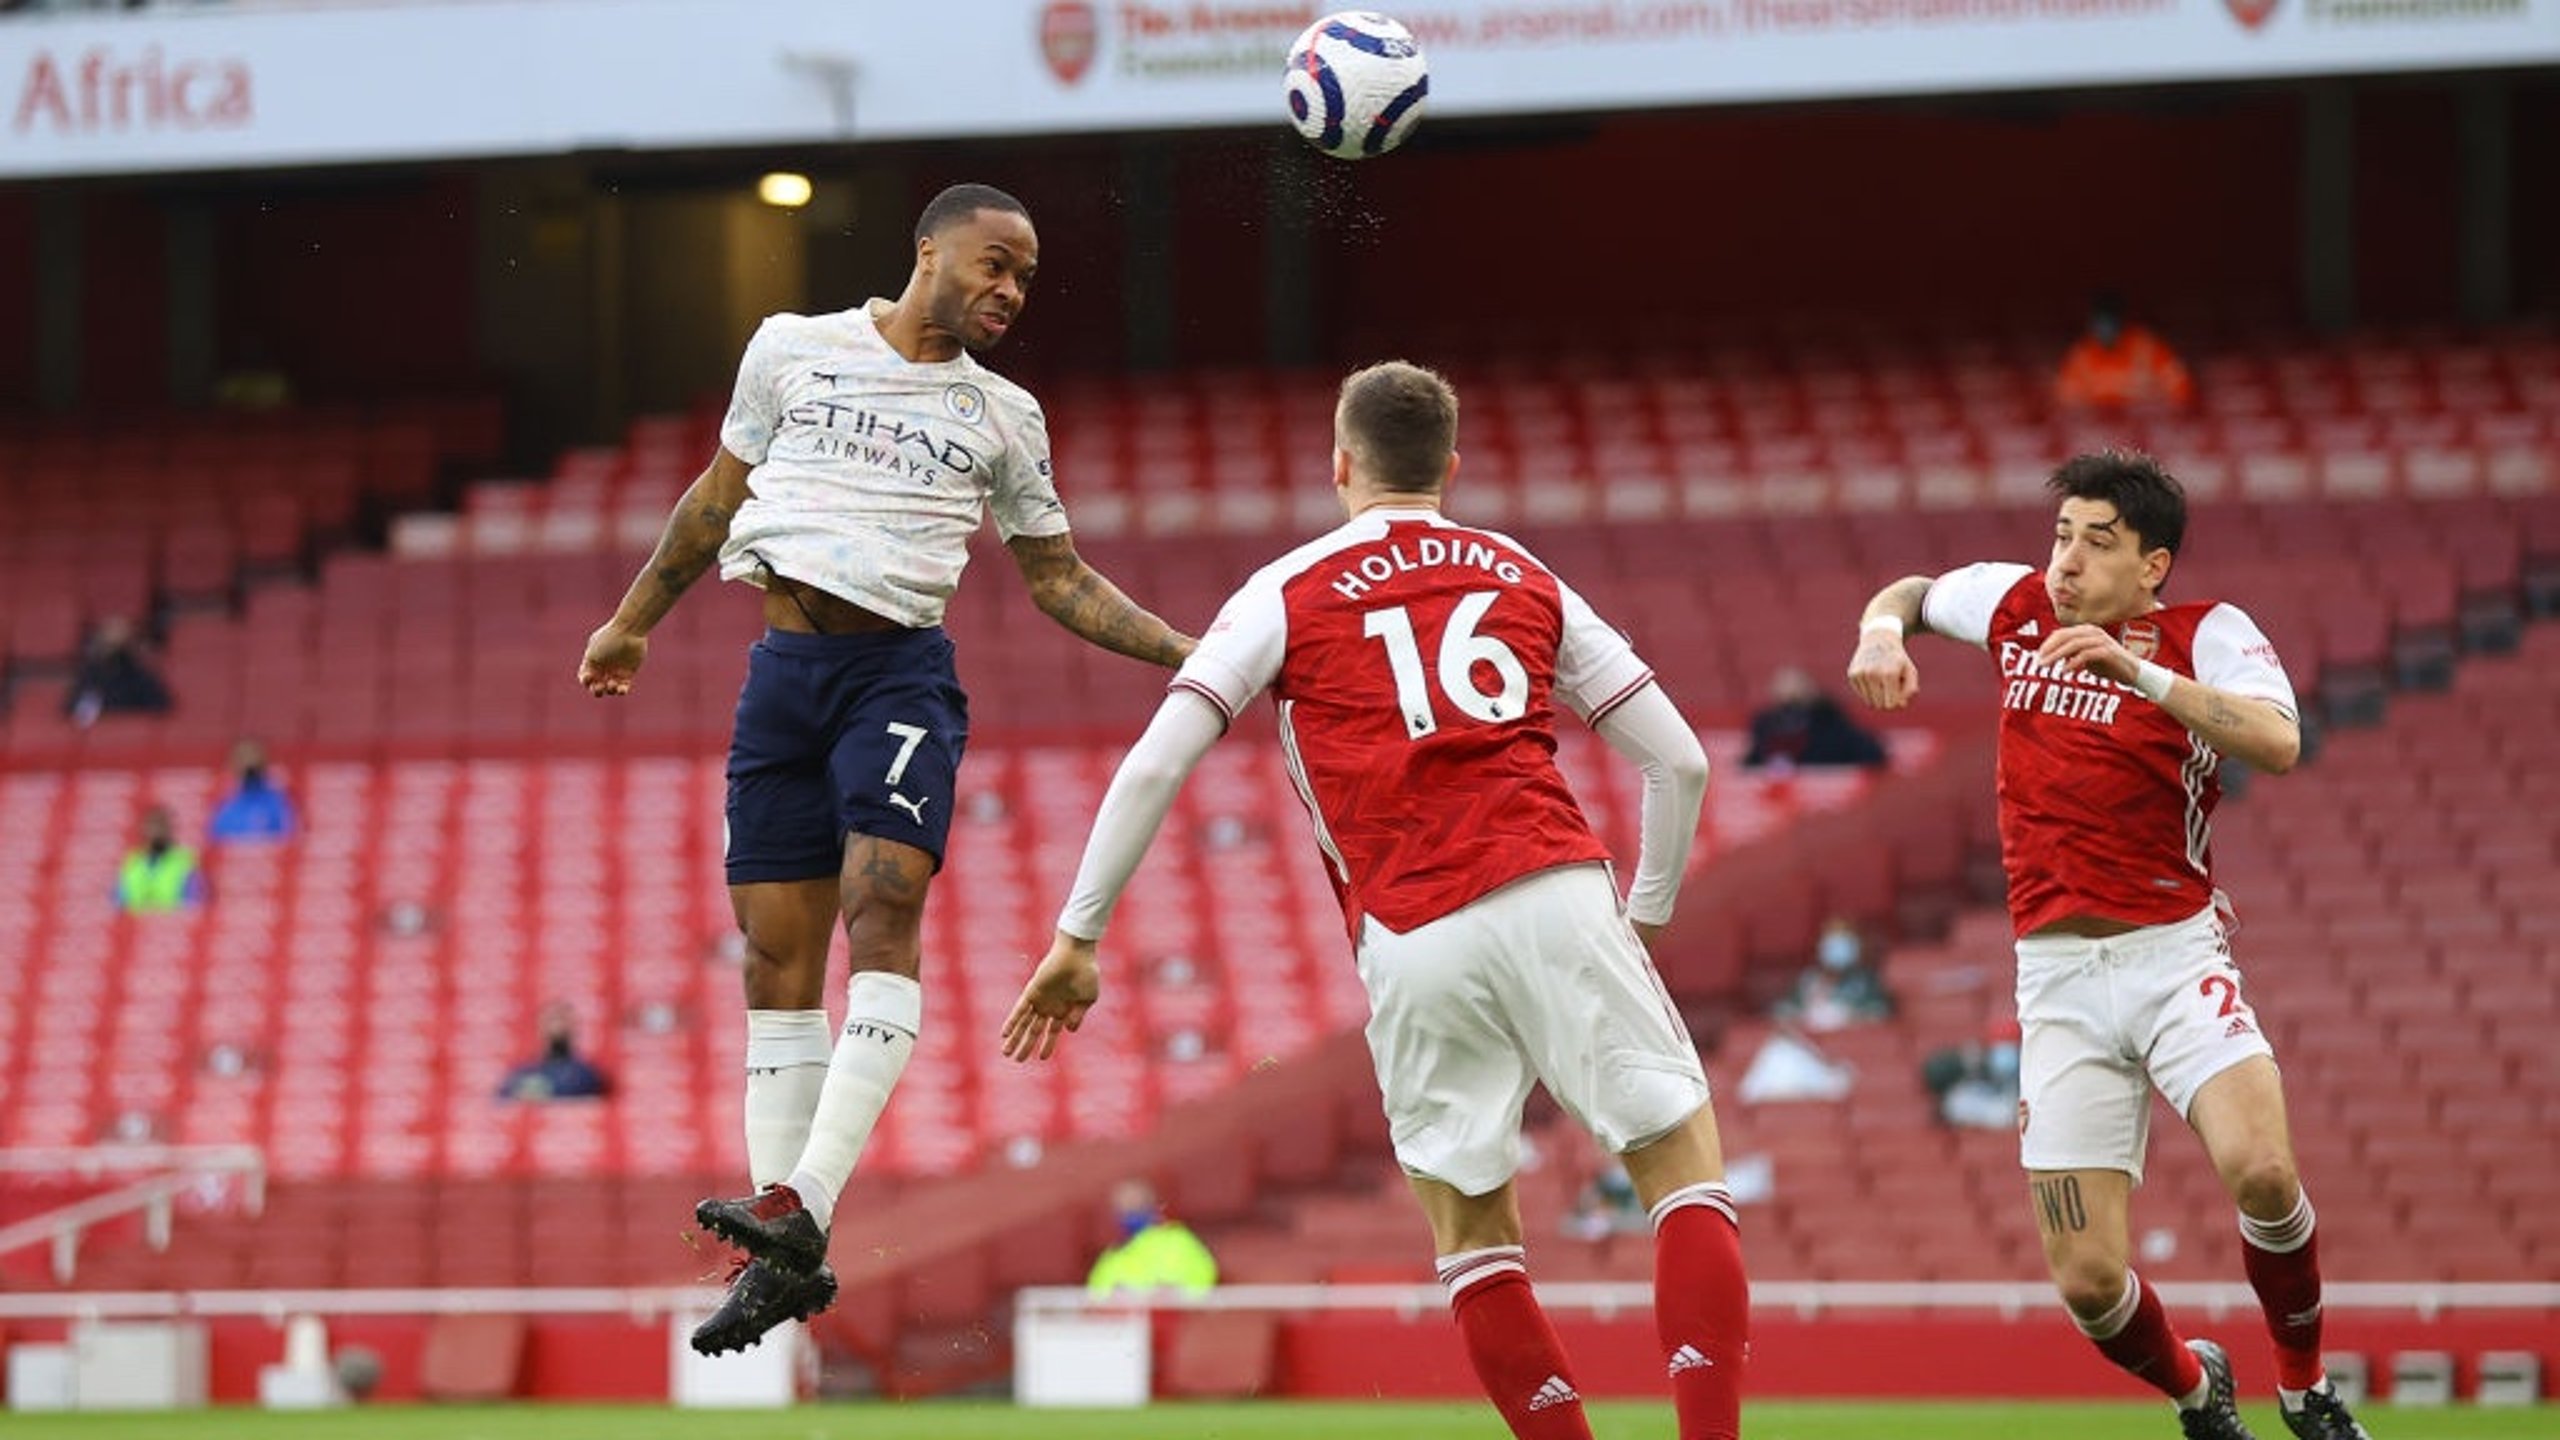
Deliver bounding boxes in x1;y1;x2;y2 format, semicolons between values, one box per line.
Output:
1005;533;1196;668
2034;626;2302;774
1845;575;1933;712
579;449;752;696
1003;933;1100;1062
1590;682;1709;945
1001;692;1227;1062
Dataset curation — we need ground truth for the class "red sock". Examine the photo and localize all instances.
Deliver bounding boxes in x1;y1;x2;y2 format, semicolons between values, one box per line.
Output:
1652;1184;1748;1440
1442;1251;1592;1440
2084;1269;2204;1400
2240;1196;2325;1391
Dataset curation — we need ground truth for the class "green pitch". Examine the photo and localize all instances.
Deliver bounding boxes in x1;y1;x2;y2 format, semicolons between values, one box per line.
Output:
2;1400;2548;1439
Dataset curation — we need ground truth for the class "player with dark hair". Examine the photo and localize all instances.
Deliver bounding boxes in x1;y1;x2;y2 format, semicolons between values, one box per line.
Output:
911;181;1025;244
579;182;1194;1355
1846;451;2371;1440
1006;361;1749;1440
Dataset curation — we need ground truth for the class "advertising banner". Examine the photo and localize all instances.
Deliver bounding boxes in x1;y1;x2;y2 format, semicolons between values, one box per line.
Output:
0;0;2550;178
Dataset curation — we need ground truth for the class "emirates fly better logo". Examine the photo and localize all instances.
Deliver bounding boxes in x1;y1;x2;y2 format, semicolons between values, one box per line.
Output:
1040;2;1099;84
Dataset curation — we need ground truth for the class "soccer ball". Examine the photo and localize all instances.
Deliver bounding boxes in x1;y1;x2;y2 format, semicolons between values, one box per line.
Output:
1284;11;1430;161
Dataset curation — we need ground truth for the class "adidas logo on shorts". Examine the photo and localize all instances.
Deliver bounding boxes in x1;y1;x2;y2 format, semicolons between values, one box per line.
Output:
1668;1343;1713;1375
1527;1375;1580;1411
2224;1016;2257;1038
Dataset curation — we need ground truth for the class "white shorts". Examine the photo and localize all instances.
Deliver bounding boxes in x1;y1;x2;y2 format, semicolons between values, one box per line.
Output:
2013;904;2278;1183
1355;863;1712;1197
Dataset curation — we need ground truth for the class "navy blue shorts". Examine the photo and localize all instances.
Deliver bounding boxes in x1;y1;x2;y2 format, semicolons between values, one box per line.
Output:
723;626;970;885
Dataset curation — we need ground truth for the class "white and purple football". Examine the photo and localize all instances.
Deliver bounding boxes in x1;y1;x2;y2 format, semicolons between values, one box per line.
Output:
1284;11;1430;161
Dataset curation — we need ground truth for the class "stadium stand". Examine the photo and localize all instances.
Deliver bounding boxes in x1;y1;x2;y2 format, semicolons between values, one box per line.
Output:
2;330;2554;1395
0;733;1924;1199
1162;618;2560;1295
366;328;2556;551
0;398;502;744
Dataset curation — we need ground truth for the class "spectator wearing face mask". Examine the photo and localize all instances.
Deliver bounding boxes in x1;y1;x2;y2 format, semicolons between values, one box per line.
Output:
116;806;206;914
208;739;299;844
1744;666;1887;772
1923;1019;2024;1130
66;615;174;729
1086;1178;1218;1298
497;1002;612;1101
1772;917;1895;1033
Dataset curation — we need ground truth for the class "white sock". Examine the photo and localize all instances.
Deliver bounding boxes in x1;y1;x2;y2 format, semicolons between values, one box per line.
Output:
2070;1269;2143;1341
743;1010;833;1187
784;971;920;1233
2238;1190;2316;1253
1648;1181;1736;1230
1435;1245;1527;1298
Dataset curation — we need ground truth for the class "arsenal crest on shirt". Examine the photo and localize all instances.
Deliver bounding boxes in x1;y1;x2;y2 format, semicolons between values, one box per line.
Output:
2118;619;2162;661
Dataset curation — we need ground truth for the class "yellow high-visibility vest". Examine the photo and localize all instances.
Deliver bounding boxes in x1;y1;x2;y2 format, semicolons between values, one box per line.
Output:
1086;1221;1218;1297
118;847;200;913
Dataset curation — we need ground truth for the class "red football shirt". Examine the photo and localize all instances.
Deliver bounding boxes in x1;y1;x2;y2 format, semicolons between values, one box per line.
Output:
1923;563;2298;937
1173;508;1655;936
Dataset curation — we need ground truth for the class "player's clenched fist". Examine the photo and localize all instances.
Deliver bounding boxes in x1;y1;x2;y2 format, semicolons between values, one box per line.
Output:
1846;625;1920;711
1003;933;1102;1062
2034;623;2138;686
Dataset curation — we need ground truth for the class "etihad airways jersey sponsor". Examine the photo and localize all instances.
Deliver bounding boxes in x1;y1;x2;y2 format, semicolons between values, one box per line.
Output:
715;300;1069;627
1923;563;2297;937
1172;509;1655;937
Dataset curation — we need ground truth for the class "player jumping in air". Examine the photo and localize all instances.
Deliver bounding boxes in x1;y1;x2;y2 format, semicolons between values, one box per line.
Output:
1845;452;2372;1440
578;183;1193;1355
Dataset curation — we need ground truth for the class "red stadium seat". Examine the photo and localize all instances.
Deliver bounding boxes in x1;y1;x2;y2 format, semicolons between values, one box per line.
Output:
5;337;2554;1314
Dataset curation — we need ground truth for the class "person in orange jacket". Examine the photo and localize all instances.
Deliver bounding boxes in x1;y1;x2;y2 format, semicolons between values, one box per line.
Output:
2056;293;2195;413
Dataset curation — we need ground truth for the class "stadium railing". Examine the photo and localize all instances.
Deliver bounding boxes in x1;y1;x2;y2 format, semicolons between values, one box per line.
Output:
0;1144;265;1283
1014;1281;2560;1405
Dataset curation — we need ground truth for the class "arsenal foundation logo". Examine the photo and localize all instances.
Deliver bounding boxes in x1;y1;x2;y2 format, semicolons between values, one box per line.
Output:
1040;1;1098;85
2225;0;2278;29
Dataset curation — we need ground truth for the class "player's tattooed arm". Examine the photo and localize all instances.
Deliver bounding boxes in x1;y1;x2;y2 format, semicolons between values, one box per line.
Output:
1861;575;1935;638
2037;625;2301;774
1846;575;1933;711
1007;533;1197;668
2158;679;2302;775
616;449;753;632
580;449;753;696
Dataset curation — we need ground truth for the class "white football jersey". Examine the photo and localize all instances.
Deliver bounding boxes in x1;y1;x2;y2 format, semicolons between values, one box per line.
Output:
715;300;1069;627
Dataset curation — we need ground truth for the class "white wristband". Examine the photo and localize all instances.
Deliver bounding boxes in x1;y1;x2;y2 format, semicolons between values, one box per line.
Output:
2130;659;2175;703
1859;615;1905;637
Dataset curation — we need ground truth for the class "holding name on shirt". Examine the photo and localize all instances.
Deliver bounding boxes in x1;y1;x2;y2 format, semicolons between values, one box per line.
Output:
1002;362;1750;1440
1328;532;1528;601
